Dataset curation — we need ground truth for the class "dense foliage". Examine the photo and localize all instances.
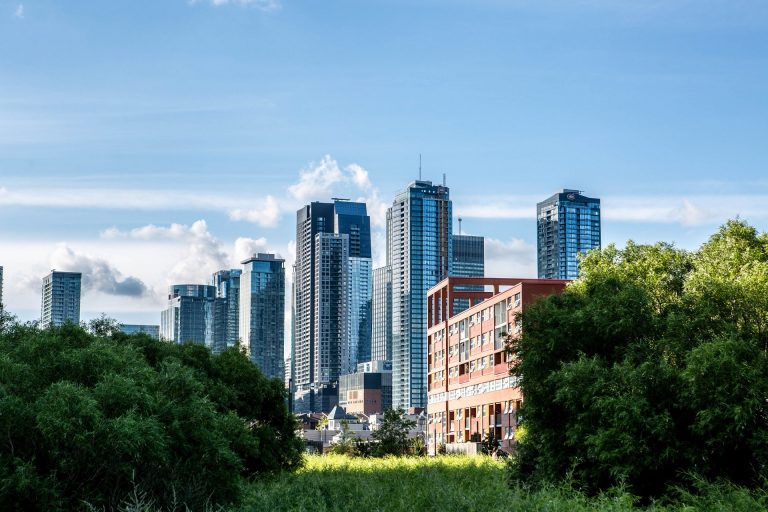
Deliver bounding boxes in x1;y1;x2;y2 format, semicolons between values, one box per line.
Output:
244;454;768;512
0;319;302;510
509;220;768;497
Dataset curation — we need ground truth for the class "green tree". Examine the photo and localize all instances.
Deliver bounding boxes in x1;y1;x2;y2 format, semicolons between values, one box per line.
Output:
0;322;302;510
508;220;768;498
372;408;415;456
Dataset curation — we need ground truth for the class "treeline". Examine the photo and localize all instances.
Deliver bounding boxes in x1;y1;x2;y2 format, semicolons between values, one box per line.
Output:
510;220;768;498
0;318;302;510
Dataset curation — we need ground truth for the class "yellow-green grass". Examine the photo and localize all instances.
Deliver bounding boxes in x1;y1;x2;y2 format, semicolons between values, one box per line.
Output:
239;455;768;512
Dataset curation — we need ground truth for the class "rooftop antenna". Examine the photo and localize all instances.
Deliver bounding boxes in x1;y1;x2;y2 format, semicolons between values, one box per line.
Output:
419;154;422;180
443;173;446;187
458;217;463;235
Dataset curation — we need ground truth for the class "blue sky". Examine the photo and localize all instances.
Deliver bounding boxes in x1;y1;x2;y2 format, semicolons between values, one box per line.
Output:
1;0;767;337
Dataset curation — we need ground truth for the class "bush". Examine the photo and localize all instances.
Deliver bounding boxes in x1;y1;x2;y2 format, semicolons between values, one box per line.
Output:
0;320;302;510
509;220;768;498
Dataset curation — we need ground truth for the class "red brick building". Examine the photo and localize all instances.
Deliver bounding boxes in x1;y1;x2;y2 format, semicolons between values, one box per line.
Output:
426;277;568;455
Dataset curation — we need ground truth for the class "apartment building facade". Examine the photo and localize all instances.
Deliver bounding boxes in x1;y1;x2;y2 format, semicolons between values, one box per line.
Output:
426;277;568;455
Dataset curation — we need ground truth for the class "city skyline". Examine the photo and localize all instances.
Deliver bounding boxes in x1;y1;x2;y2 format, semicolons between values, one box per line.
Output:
2;1;768;357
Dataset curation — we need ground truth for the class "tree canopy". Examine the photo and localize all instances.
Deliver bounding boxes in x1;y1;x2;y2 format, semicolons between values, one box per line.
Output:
0;319;302;510
509;220;768;498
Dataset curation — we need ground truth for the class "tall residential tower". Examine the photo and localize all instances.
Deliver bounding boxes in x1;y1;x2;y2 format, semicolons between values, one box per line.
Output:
292;200;372;413
211;269;242;354
240;253;285;381
160;284;216;346
40;271;82;328
387;180;452;410
451;234;485;315
537;189;601;280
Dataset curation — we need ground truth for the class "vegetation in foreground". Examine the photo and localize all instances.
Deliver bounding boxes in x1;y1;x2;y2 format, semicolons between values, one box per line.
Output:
0;318;302;511
242;454;768;512
510;220;768;498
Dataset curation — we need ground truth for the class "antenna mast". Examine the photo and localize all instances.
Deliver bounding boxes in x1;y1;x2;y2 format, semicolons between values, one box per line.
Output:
458;217;463;235
419;154;422;180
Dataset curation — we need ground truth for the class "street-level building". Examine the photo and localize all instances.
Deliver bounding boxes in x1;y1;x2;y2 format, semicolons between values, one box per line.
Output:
426;277;568;455
338;360;393;415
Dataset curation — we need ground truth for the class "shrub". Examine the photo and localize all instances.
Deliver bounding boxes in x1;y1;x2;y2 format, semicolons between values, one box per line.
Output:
509;220;768;498
0;321;301;510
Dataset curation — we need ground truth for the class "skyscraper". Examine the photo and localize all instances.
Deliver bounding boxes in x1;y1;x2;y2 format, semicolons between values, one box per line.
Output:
0;266;4;308
313;233;348;412
160;284;216;346
387;180;452;410
293;200;372;413
451;234;485;315
537;189;601;280
119;324;160;339
40;271;82;328
333;200;373;374
371;265;393;362
240;253;285;381
211;269;242;354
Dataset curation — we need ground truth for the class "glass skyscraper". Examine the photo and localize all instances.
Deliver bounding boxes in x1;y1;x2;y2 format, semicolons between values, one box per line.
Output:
240;253;285;381
211;268;242;354
387;180;452;410
160;284;216;346
537;189;601;280
40;271;82;328
119;324;160;339
293;200;372;413
371;265;393;362
451;234;485;315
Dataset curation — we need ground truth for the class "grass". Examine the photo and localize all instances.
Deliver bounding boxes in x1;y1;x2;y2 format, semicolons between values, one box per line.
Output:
237;455;768;512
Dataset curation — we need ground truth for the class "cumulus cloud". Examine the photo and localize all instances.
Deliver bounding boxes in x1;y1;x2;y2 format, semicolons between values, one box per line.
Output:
228;195;282;228
49;244;149;297
102;220;228;284
233;236;271;263
484;238;537;278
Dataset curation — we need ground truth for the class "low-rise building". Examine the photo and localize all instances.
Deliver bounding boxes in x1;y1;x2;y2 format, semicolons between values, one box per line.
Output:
426;277;568;455
338;360;392;415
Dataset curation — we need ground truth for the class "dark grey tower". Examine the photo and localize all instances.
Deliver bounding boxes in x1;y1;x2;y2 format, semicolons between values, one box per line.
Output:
293;201;372;413
451;234;485;314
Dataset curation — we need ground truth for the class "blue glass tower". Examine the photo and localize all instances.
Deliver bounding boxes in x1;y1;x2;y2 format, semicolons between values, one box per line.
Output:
211;269;242;354
240;253;285;381
537;189;601;280
388;180;452;409
160;284;216;346
451;234;485;315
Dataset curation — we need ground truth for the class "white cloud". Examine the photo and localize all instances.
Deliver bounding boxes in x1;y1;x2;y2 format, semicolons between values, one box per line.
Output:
233;236;270;263
14;4;23;19
484;238;537;278
457;194;768;228
193;0;281;11
48;244;149;297
101;220;228;285
228;195;282;228
288;155;347;201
